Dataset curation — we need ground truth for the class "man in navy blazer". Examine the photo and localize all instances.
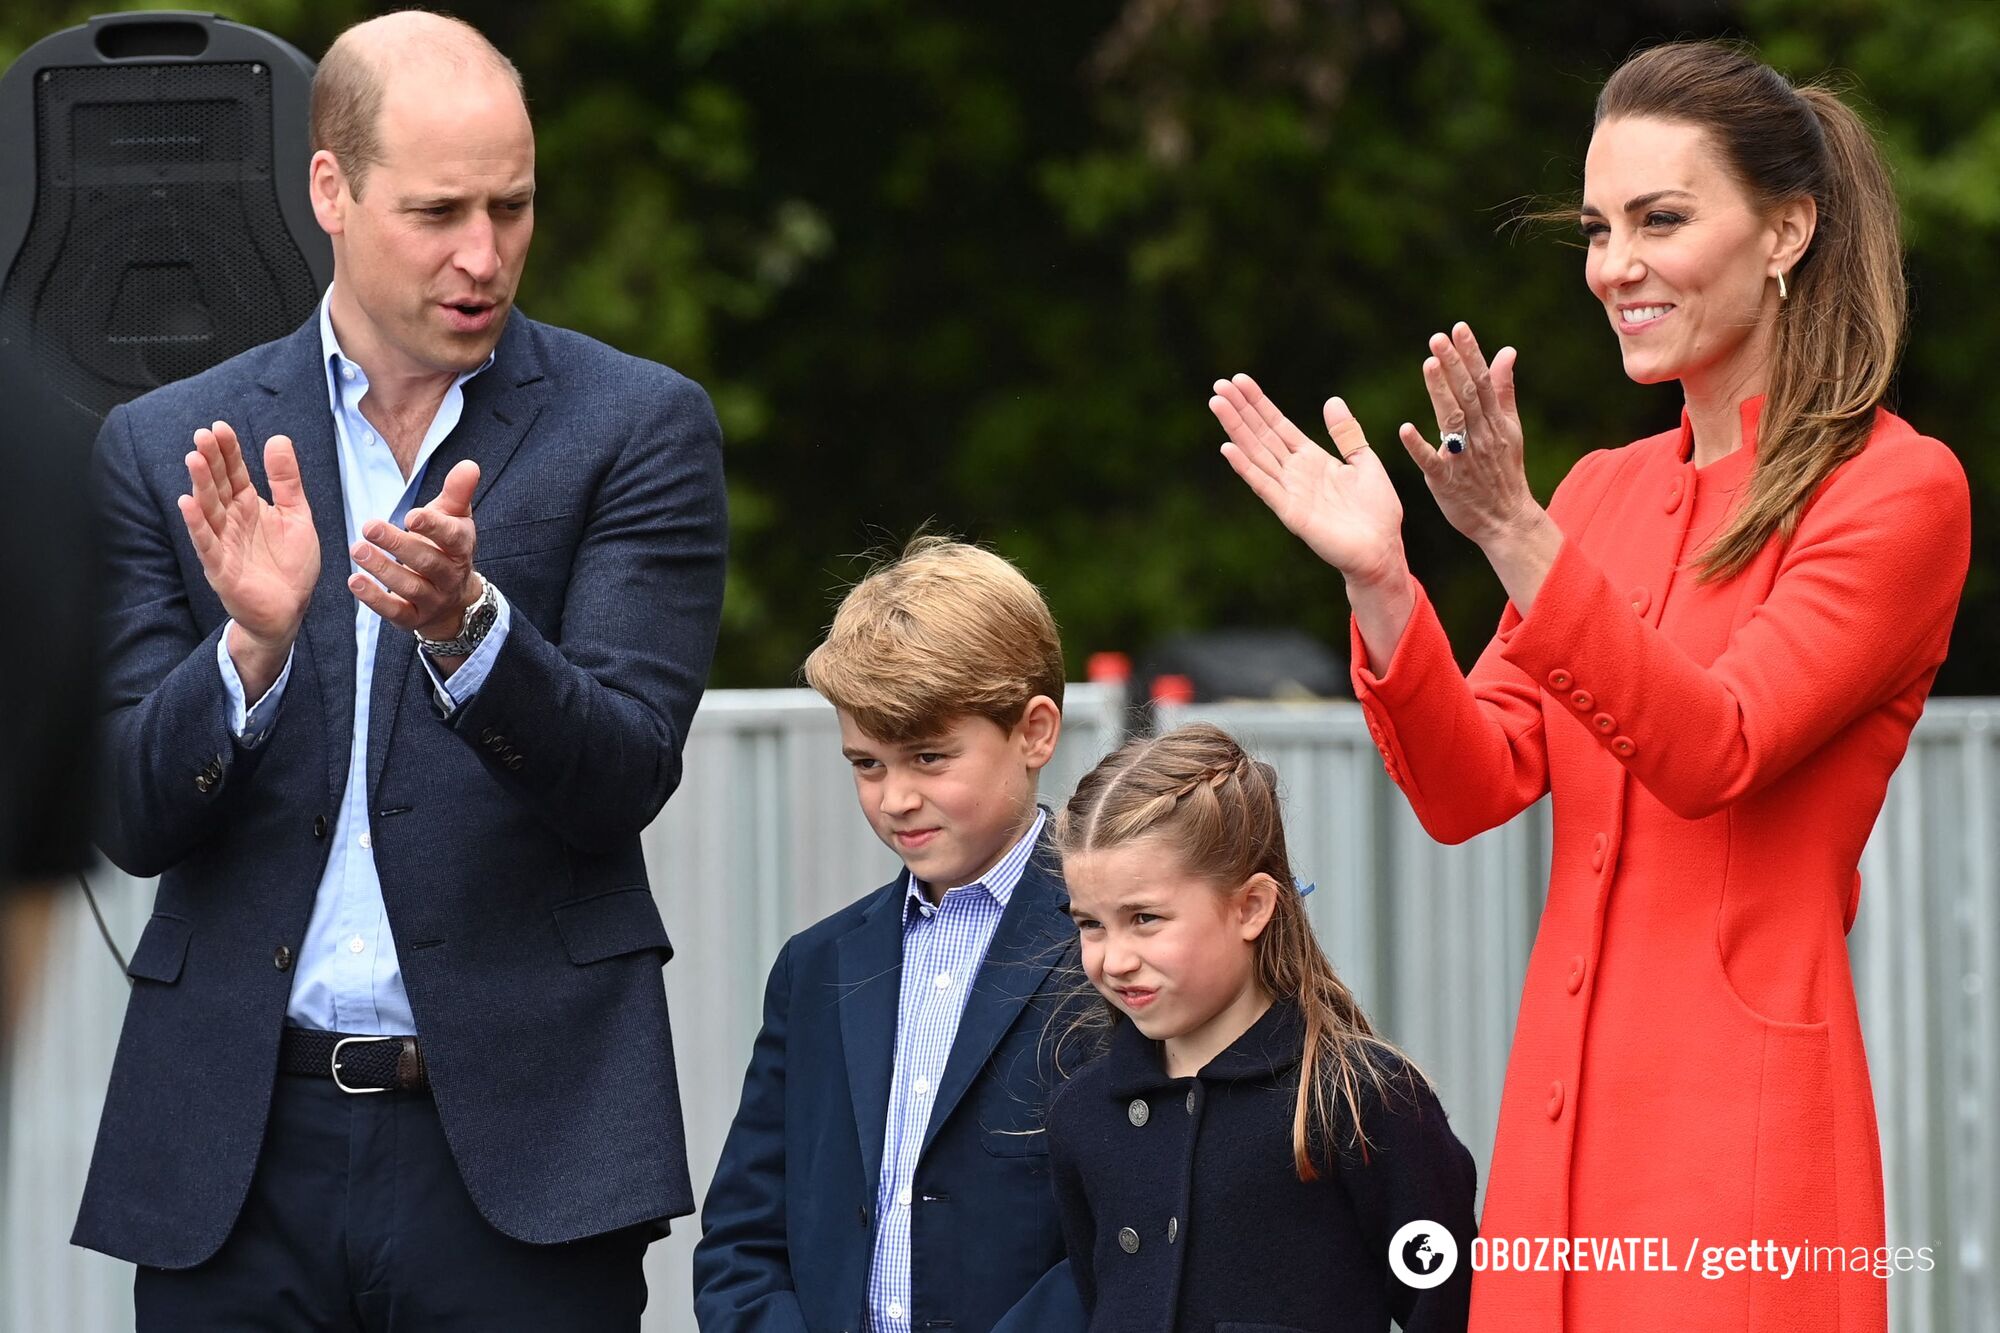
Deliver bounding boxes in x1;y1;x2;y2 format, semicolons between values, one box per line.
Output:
73;14;725;1328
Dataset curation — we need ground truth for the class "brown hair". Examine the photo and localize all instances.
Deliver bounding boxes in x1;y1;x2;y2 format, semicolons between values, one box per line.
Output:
1055;722;1425;1179
803;535;1065;743
311;12;527;200
1595;40;1905;581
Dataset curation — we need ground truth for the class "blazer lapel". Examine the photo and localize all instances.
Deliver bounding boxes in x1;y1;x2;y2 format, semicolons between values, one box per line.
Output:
251;319;354;807
364;314;550;795
920;836;1074;1154
836;879;907;1192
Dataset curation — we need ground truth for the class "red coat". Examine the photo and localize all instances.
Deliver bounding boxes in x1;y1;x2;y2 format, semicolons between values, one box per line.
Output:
1350;399;1970;1331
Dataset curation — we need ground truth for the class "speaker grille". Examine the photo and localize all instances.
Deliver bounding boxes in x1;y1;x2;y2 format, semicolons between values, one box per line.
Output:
0;62;318;419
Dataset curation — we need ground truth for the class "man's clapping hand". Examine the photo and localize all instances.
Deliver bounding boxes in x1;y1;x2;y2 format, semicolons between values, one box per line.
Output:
348;459;483;651
177;421;319;700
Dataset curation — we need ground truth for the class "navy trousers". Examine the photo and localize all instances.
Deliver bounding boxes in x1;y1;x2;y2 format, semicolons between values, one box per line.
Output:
133;1069;653;1331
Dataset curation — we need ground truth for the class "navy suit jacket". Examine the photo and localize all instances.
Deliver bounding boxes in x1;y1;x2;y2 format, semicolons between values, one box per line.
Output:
73;311;727;1267
692;833;1090;1333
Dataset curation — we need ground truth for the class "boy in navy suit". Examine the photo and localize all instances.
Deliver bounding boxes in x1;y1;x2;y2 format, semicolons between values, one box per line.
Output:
694;537;1085;1332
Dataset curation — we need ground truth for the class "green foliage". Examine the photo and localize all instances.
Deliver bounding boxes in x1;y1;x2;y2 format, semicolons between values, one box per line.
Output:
4;0;1992;689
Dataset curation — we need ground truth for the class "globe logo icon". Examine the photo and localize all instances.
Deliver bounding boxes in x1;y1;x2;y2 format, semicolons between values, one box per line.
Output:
1388;1219;1458;1289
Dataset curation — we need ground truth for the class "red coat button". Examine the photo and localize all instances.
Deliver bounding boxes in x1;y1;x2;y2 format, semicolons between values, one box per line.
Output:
1666;479;1685;513
1612;736;1636;758
1567;956;1586;994
1630;586;1650;615
1592;713;1616;734
1547;669;1572;691
1590;832;1608;872
1570;689;1595;711
1547;1080;1565;1120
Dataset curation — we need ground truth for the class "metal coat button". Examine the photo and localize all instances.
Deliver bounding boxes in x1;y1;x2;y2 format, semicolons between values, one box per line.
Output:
273;945;292;971
1168;1216;1179;1243
1547;1079;1565;1120
1127;1098;1150;1127
1185;1086;1197;1115
1118;1226;1141;1254
1566;956;1585;995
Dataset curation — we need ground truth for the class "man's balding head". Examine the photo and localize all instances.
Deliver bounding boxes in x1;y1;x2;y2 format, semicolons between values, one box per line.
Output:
311;11;525;200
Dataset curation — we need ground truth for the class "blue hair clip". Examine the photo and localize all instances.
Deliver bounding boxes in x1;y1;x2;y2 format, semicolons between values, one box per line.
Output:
1295;877;1316;897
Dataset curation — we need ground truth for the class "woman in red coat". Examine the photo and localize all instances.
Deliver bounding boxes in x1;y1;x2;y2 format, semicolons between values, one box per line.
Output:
1209;40;1970;1332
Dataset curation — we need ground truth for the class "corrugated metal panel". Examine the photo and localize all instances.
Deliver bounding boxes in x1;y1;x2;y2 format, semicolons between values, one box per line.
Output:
4;689;1992;1331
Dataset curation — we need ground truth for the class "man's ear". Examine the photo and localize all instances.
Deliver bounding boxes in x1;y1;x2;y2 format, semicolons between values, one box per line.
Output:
1015;695;1062;773
309;149;350;237
1237;872;1280;942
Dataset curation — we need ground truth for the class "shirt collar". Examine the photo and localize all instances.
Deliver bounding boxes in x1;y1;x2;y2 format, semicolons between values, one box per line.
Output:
317;284;495;411
903;806;1048;922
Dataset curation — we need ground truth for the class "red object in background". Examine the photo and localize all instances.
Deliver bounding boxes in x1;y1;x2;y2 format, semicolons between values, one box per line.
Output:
1149;673;1195;705
1087;651;1132;684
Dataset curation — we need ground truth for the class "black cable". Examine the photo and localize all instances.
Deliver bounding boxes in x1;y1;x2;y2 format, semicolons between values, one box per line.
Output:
75;870;132;984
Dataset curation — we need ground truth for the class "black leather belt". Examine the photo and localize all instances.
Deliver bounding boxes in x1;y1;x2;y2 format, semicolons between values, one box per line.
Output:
279;1026;430;1094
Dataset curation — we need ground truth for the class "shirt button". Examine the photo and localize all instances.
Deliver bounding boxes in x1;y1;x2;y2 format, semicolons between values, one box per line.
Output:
341;365;356;381
364;431;376;444
1127;1098;1150;1127
359;831;372;849
1118;1226;1141;1254
888;1301;903;1320
273;945;292;971
1547;1079;1565;1120
913;1076;930;1096
897;1186;911;1207
349;935;365;955
1566;955;1586;995
934;972;952;990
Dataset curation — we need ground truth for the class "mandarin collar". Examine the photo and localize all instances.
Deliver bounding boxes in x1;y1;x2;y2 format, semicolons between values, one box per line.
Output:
1675;394;1763;472
1102;995;1306;1099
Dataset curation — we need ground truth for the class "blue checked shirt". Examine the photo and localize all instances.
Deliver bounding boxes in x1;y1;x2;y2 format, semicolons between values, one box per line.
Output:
215;287;508;1034
867;807;1047;1333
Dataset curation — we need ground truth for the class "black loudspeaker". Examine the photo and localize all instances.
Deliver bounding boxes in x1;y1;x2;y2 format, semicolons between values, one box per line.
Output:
0;11;331;423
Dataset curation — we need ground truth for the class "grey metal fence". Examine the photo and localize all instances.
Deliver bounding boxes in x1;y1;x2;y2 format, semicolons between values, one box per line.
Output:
4;688;1993;1332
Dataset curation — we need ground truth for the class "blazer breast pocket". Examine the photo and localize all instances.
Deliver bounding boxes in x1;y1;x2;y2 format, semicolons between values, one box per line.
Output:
553;886;674;966
980;1125;1050;1158
477;511;582;564
126;913;192;984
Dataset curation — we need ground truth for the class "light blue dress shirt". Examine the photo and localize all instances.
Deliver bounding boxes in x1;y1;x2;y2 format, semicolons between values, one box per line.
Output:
867;808;1046;1333
215;288;510;1034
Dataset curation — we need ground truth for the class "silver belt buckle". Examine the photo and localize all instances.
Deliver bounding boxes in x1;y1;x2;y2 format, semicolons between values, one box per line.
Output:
331;1035;400;1095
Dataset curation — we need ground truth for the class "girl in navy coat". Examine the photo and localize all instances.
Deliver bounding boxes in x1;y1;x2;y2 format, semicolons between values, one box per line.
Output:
1047;723;1477;1332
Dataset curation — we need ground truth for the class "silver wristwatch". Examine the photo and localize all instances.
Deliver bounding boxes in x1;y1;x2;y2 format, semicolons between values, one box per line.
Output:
415;576;500;659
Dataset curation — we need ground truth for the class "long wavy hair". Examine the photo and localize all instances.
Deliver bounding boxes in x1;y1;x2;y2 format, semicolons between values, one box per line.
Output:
1054;722;1425;1180
1597;40;1906;582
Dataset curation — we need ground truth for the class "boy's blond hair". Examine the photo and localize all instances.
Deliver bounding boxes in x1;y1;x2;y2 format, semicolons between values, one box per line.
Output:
803;536;1064;742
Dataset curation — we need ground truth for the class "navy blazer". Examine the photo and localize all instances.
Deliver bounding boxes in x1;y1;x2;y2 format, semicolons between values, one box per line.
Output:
73;311;727;1267
693;833;1091;1333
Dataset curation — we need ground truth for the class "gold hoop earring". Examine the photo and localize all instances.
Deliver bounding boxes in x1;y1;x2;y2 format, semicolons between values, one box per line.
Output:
1777;270;1789;301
